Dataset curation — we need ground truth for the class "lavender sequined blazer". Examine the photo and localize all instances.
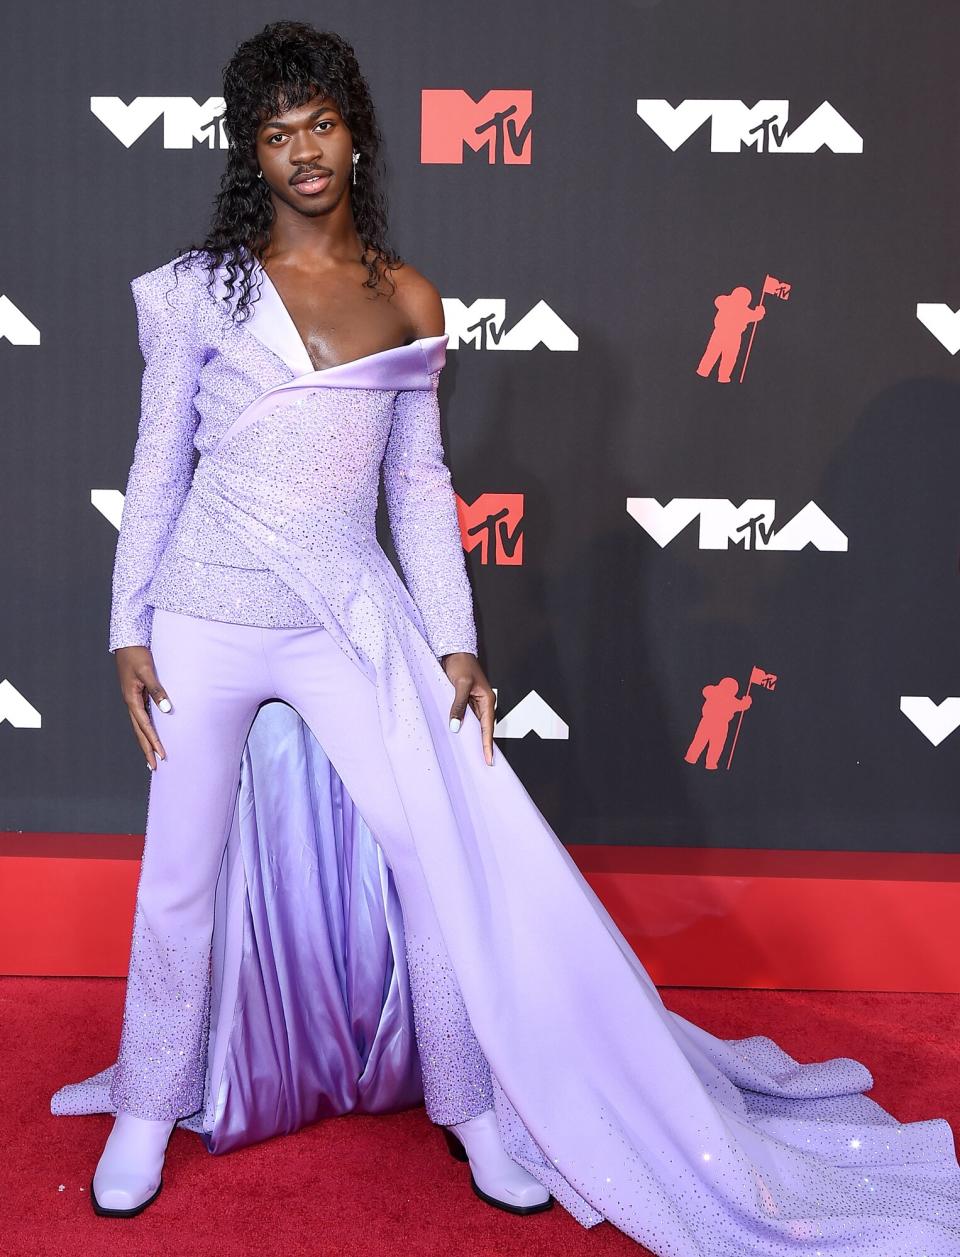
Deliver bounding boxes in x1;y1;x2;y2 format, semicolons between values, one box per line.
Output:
108;252;477;661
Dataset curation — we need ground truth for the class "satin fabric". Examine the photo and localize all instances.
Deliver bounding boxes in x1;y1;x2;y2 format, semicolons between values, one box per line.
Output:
191;697;425;1148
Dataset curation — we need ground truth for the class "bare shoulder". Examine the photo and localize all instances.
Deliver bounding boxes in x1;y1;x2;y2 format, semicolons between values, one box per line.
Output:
382;258;445;339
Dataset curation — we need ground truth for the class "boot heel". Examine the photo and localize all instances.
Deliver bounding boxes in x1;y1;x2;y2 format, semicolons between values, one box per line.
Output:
442;1127;469;1162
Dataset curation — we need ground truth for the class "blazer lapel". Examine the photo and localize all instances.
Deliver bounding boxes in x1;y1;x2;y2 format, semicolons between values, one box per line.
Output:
212;258;315;378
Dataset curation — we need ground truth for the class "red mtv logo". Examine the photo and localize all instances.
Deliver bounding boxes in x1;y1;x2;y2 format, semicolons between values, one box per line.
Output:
457;493;524;564
422;90;533;164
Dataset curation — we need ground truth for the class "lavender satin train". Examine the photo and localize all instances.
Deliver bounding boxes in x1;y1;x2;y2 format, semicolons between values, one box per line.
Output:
52;255;960;1255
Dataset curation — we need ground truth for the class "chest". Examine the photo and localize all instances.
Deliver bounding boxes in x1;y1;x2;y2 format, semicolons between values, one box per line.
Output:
262;263;412;373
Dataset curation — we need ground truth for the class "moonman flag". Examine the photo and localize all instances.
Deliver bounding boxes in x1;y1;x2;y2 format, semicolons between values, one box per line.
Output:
749;666;778;690
762;275;791;300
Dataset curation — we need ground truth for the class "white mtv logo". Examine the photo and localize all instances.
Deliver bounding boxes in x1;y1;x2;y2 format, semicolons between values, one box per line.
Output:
91;97;227;148
491;688;569;739
636;100;863;153
627;499;848;551
916;305;960;355
441;299;578;351
900;697;960;746
0;680;42;728
0;295;40;346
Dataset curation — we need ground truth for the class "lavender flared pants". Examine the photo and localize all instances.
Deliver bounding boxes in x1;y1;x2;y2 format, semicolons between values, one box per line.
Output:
109;607;494;1127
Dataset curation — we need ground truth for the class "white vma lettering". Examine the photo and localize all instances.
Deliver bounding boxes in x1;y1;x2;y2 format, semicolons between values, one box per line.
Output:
0;680;42;728
0;295;40;346
900;696;960;747
490;688;569;740
90;97;227;148
916;305;960;355
626;499;848;551
91;489;125;529
441;299;578;351
635;100;863;153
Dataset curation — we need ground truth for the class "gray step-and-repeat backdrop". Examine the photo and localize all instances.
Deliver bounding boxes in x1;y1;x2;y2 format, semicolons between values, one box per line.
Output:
2;1;959;851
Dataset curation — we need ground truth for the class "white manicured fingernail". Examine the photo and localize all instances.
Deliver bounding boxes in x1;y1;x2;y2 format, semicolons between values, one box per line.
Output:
158;698;172;713
449;717;461;732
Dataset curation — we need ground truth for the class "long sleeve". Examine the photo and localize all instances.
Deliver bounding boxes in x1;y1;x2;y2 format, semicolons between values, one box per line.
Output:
383;370;478;660
108;269;205;652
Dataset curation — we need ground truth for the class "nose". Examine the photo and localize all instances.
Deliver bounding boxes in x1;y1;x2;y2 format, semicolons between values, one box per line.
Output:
288;134;325;167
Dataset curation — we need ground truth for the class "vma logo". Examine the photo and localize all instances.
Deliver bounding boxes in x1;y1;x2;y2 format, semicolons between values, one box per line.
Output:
459;494;524;565
0;296;40;346
0;680;42;728
91;490;124;528
636;100;863;153
900;697;960;746
91;97;227;148
627;499;848;551
916;305;960;355
441;300;577;351
491;688;568;739
422;90;532;164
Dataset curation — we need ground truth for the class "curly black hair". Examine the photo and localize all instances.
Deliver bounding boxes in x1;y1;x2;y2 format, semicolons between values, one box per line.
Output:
172;20;404;322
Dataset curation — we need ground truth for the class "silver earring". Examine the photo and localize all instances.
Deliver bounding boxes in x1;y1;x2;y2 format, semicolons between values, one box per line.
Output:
352;149;360;185
257;169;263;179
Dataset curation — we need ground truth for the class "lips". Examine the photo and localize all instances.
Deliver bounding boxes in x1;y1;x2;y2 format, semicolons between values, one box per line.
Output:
290;171;334;196
291;169;332;186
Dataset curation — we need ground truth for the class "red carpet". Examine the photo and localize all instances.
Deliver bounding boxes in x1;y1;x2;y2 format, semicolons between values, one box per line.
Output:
6;979;959;1257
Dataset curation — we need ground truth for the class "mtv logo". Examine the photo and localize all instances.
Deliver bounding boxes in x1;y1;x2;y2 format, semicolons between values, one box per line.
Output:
459;494;524;566
422;90;532;164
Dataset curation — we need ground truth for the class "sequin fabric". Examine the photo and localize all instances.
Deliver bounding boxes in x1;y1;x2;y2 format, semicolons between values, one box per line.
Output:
406;936;494;1125
108;256;477;660
108;900;212;1118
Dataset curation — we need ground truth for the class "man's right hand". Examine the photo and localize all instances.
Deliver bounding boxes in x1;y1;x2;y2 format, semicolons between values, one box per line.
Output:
115;646;172;770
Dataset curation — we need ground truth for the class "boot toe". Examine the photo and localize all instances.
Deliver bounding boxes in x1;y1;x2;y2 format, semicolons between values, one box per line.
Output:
489;1175;551;1208
445;1109;553;1215
470;1169;553;1214
91;1171;162;1216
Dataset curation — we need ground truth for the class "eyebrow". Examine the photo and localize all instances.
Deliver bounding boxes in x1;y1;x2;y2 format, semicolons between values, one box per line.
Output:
259;105;335;131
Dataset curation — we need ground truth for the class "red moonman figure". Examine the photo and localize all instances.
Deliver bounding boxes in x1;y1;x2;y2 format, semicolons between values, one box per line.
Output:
696;286;766;383
684;676;753;770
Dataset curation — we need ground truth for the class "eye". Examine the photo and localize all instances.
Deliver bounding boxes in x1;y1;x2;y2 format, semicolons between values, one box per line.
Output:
315;120;334;132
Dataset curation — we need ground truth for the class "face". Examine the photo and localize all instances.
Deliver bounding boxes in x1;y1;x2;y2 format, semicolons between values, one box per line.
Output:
255;92;353;212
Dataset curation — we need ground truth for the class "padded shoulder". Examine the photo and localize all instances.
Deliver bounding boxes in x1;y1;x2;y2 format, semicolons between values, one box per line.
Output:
129;253;209;358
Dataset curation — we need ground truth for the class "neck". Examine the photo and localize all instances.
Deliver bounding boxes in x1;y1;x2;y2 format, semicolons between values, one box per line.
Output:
259;195;364;270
